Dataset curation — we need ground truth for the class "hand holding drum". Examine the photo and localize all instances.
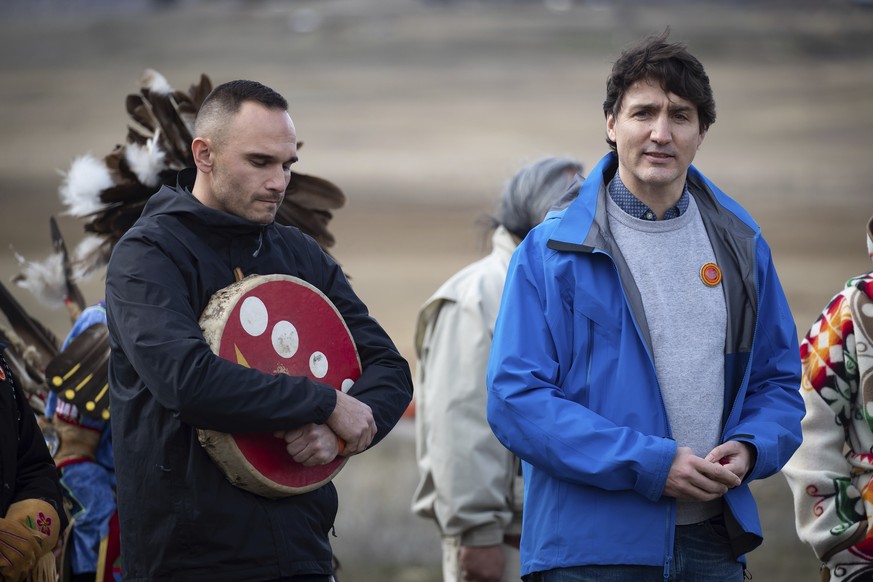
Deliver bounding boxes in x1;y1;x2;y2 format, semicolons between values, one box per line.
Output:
274;423;341;467
327;390;376;454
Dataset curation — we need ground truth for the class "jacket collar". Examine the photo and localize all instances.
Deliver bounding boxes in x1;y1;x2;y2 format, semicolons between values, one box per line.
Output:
547;152;616;254
134;168;272;260
491;225;518;262
140;168;271;235
548;152;743;250
177;167;196;192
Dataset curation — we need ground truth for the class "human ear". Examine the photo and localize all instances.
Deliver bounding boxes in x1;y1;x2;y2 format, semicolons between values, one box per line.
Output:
191;137;214;172
606;112;617;142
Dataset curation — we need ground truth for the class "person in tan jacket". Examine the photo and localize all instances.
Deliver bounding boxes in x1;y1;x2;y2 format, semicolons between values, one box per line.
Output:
412;156;583;582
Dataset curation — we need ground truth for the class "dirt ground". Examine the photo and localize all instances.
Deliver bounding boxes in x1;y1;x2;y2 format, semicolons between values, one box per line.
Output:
2;1;873;580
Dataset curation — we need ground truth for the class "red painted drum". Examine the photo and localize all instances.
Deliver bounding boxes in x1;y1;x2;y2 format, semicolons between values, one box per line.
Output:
198;274;361;498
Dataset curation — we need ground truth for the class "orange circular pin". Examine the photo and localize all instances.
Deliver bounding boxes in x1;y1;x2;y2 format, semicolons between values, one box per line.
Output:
700;263;722;287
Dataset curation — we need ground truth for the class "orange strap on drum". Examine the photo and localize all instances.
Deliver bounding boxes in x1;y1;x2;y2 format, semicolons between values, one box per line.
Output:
198;274;361;498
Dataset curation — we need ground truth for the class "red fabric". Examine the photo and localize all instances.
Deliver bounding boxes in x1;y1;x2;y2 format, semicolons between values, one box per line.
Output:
98;511;121;582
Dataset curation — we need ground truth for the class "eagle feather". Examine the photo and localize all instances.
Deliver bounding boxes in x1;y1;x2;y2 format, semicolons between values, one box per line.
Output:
11;251;68;308
124;134;166;188
58;155;113;218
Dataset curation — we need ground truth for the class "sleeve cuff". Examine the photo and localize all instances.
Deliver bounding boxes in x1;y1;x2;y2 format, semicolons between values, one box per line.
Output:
460;523;506;547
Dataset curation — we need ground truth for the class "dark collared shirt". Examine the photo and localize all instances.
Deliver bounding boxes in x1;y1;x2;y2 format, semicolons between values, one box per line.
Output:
607;175;690;221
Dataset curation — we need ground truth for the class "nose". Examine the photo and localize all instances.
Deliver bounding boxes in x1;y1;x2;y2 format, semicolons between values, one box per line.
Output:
266;164;290;193
650;114;672;144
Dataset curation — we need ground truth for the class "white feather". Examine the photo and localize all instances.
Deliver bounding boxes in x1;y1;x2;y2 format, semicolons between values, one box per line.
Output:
12;251;68;308
72;235;112;280
141;68;173;95
125;135;166;187
58;155;113;217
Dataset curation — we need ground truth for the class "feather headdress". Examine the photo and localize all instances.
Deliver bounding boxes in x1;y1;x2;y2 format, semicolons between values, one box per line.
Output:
14;69;347;311
0;281;60;411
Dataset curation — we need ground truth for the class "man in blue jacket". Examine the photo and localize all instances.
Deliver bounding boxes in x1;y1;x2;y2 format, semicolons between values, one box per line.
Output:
105;80;413;581
486;32;804;581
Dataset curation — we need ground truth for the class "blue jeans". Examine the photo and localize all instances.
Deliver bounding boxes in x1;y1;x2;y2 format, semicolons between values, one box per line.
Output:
524;517;744;582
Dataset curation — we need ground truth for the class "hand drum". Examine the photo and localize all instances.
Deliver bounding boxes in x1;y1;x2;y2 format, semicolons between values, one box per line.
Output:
198;274;361;498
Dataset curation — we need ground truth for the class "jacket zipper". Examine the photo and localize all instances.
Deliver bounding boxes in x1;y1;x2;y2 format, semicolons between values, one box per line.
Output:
585;317;594;387
721;239;759;447
595;247;676;574
663;507;673;580
719;242;760;544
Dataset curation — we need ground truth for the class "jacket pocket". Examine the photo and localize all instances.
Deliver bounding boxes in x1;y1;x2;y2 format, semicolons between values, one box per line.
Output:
566;298;620;404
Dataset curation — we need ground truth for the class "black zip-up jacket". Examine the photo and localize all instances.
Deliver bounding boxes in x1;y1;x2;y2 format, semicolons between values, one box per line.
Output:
0;345;67;529
105;169;413;581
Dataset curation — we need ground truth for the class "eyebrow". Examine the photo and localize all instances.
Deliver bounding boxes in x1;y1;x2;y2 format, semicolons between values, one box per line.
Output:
668;103;695;114
248;152;299;165
626;101;695;114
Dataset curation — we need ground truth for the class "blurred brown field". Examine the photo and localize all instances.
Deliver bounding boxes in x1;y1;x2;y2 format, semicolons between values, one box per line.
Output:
2;1;873;580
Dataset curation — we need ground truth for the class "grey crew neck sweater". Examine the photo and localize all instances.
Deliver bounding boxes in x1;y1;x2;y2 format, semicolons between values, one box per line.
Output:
607;192;727;525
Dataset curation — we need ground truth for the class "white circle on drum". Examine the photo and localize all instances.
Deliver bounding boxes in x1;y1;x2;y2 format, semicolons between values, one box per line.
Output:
341;379;354;393
240;296;269;336
310;351;328;378
272;320;299;359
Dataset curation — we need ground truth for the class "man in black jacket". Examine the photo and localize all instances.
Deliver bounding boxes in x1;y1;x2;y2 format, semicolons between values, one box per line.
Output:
105;80;413;582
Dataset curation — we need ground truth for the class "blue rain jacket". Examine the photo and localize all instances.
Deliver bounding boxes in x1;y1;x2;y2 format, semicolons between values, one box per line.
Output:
486;153;804;576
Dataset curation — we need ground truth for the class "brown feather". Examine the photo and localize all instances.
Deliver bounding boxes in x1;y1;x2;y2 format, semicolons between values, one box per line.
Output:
276;203;336;249
0;282;60;373
124;126;150;148
0;332;49;409
188;74;213;108
285;172;347;210
125;93;158;135
145;89;191;163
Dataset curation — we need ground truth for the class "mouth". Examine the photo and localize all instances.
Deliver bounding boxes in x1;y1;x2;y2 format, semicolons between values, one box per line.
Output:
644;151;675;163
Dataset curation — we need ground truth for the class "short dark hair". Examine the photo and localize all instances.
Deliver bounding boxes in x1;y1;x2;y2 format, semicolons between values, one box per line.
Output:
194;80;288;140
603;30;716;151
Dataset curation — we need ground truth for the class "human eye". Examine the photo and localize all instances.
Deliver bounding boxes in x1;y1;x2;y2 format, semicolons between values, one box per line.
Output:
671;107;694;122
282;156;298;173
